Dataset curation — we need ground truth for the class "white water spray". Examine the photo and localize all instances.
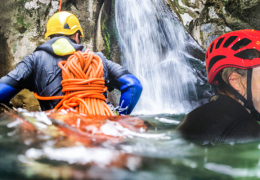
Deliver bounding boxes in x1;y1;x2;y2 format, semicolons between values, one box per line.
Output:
115;0;198;114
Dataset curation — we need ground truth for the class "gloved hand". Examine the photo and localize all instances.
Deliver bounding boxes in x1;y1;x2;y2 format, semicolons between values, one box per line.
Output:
106;102;119;115
0;83;19;104
117;74;143;115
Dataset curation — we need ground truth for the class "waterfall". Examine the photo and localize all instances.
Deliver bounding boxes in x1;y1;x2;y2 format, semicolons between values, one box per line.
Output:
115;0;201;114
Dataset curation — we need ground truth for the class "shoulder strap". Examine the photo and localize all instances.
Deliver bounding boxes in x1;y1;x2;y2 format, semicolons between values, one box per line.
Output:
40;76;62;96
224;69;260;121
39;48;86;97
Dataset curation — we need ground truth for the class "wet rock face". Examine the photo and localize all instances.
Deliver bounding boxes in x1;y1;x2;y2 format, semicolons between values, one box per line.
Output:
0;34;12;78
172;0;260;50
0;0;105;111
100;0;122;64
1;0;104;64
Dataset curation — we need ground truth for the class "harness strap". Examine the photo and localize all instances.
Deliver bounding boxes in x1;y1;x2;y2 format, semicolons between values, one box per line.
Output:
247;68;253;101
40;77;62;97
224;69;260;121
39;49;89;98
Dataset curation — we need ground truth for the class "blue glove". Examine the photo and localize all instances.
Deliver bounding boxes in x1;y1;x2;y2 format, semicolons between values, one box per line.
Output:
0;83;19;104
117;74;143;115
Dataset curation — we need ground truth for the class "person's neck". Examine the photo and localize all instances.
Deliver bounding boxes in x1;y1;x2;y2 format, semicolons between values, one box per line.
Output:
69;38;77;44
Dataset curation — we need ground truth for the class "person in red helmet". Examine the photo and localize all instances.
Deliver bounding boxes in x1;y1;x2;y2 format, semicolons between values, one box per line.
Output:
177;29;260;144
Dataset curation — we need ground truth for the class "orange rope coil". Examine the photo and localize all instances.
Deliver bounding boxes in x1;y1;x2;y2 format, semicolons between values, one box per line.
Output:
35;49;114;116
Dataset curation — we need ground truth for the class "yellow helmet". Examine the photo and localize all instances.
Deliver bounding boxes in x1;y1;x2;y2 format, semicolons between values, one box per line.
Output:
45;11;84;39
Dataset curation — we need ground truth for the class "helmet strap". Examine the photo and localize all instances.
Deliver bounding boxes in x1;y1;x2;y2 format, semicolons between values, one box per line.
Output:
78;35;81;44
224;69;260;120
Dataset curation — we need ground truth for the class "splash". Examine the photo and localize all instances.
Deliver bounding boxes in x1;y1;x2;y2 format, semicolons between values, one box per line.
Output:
2;108;147;174
115;0;199;114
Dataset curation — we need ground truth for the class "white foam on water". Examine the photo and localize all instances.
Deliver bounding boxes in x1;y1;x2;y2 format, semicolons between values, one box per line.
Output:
205;163;260;177
100;120;170;139
155;117;180;124
25;146;118;166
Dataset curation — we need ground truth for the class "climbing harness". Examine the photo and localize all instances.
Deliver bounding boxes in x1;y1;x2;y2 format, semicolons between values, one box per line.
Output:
34;49;114;116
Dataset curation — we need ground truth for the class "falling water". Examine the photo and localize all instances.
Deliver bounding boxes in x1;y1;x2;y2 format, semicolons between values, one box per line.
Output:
115;0;200;114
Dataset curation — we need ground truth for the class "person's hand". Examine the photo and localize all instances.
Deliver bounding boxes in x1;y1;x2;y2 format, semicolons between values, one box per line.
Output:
106;102;120;115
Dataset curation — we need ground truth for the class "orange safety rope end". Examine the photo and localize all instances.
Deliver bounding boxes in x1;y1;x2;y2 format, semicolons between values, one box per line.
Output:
34;49;114;116
59;0;62;12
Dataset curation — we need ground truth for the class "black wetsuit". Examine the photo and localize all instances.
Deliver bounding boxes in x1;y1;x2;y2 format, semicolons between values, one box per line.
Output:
177;94;260;144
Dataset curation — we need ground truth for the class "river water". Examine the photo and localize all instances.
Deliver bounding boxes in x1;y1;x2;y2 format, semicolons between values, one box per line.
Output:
1;110;260;180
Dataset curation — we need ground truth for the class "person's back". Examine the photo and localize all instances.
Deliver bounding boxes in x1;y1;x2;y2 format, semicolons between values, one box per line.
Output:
177;94;260;144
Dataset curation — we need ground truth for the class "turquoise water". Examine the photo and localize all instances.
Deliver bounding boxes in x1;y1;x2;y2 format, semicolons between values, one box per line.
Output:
1;110;260;180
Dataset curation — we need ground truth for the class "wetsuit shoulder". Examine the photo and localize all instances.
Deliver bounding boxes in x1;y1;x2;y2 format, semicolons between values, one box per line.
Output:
177;94;260;144
95;52;130;91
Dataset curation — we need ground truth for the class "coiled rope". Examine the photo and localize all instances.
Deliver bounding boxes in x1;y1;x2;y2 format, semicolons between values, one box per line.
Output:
34;50;114;116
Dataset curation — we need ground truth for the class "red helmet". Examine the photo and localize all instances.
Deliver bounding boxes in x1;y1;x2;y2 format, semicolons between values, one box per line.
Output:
206;29;260;84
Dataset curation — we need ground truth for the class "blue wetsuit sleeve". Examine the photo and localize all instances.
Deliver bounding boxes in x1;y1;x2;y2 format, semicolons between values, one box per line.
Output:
0;53;35;104
117;74;143;115
0;83;19;103
95;52;142;114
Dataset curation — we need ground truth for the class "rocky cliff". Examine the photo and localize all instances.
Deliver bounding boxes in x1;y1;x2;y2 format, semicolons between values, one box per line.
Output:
171;0;260;50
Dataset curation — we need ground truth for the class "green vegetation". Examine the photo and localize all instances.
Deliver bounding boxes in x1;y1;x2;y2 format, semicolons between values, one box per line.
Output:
168;0;196;23
173;0;186;14
13;43;17;53
102;23;111;59
200;30;204;46
188;11;197;18
14;0;34;34
17;17;30;29
16;16;30;33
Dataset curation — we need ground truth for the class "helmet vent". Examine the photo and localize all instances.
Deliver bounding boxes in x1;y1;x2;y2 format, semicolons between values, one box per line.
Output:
215;37;225;49
210;43;214;53
223;36;238;48
231;38;252;51
208;55;227;73
234;49;260;60
64;23;70;29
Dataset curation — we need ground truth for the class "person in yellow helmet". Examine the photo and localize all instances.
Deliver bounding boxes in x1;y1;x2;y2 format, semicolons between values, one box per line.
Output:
0;11;143;115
